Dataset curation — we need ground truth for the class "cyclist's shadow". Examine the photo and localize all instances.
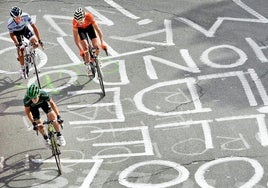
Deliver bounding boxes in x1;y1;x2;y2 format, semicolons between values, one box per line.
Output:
0;148;60;187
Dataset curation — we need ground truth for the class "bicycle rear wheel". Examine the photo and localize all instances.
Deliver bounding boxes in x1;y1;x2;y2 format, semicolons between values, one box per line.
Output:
50;135;62;175
95;59;105;96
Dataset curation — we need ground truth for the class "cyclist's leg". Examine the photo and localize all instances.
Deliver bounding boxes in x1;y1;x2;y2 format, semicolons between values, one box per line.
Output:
30;106;50;148
87;25;99;56
47;111;66;146
78;28;90;63
79;39;95;77
13;34;25;77
91;37;100;56
80;39;90;63
30;107;45;135
29;35;38;48
43;104;66;146
24;26;38;48
47;111;61;131
78;27;95;77
40;102;58;130
12;32;24;65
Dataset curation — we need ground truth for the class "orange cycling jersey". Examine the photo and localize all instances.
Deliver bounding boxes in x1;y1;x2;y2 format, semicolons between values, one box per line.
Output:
72;12;96;29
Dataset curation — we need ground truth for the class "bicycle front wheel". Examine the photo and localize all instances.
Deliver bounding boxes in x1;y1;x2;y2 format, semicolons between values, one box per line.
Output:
25;62;29;78
50;135;62;175
95;59;105;96
32;57;41;89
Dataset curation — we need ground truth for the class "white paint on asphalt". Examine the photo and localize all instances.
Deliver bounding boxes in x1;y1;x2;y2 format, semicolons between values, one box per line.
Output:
119;160;189;188
195;157;264;188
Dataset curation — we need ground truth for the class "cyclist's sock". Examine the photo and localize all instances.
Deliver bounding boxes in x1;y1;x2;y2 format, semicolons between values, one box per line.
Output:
43;135;48;140
56;132;62;137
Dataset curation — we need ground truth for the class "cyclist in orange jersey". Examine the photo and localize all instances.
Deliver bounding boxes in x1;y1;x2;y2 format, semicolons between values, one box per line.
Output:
72;7;107;77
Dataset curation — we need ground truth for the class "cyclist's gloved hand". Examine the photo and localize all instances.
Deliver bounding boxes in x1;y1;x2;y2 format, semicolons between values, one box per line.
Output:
16;42;22;48
38;40;43;46
79;50;84;58
101;43;108;56
101;43;107;50
57;115;64;124
32;122;38;131
38;40;44;49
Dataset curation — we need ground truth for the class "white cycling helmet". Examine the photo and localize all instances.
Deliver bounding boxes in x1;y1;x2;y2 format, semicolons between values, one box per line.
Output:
74;7;85;21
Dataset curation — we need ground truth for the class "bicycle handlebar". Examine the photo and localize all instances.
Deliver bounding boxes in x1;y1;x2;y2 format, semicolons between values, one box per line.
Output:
43;119;63;127
21;41;44;51
35;119;63;136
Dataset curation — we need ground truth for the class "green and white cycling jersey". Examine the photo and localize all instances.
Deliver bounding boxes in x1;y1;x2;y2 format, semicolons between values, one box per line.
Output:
23;90;50;108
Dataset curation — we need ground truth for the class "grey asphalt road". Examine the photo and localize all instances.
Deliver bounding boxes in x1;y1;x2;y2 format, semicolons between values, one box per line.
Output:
1;0;268;187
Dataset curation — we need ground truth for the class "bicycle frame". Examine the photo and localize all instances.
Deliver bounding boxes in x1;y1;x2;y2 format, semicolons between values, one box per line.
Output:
37;120;62;175
84;33;106;96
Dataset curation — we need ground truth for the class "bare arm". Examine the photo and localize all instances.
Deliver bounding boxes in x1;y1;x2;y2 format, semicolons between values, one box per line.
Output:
31;23;41;41
9;32;19;46
49;98;60;116
73;28;83;52
24;106;34;123
92;22;105;46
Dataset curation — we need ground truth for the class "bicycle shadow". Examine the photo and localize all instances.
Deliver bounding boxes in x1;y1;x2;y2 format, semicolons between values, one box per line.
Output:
0;148;61;187
75;74;106;102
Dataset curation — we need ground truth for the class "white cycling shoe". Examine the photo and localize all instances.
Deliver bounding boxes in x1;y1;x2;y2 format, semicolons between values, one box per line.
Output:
43;139;51;150
57;135;66;146
20;68;27;79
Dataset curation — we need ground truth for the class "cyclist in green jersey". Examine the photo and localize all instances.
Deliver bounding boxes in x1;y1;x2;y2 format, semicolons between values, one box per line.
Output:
23;84;66;149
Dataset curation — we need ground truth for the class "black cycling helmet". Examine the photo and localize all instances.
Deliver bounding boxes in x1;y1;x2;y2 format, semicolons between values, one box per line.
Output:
27;84;40;99
74;7;85;21
10;6;22;18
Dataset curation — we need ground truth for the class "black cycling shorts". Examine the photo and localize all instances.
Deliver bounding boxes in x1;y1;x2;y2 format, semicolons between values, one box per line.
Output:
78;24;97;41
13;26;34;43
30;101;52;121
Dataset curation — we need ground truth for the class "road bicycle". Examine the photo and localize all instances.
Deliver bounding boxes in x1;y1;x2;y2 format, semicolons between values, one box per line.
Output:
20;38;42;89
37;120;63;175
84;34;108;96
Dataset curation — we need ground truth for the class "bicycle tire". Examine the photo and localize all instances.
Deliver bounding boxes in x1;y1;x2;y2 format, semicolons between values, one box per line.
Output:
24;62;29;79
95;59;105;96
32;56;41;89
50;134;62;175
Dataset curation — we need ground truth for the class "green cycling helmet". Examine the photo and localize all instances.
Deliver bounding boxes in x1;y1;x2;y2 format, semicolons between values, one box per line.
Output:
27;84;40;98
